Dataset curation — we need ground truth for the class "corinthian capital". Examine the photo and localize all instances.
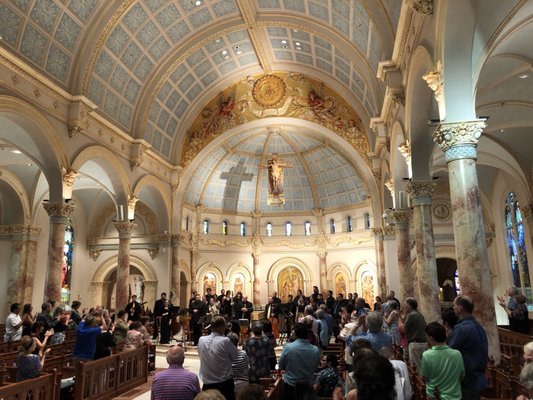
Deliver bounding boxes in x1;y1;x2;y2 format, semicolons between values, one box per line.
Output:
391;209;412;230
433;120;486;162
406;181;436;206
114;221;137;236
43;202;75;218
408;0;433;15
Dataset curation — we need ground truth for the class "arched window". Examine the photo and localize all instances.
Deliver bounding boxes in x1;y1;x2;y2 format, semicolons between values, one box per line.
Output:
330;219;336;234
61;221;74;304
364;213;371;229
347;216;353;232
222;221;228;235
266;222;273;237
505;192;531;303
203;220;209;234
186;216;190;231
304;221;311;236
240;222;246;237
285;222;292;236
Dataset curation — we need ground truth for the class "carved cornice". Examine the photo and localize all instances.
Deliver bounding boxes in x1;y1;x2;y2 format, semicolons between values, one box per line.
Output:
383;226;395;236
406;181;436;206
422;61;443;104
371;228;384;240
130;140;151;170
147;248;159;259
114;221;137;235
433;120;486;161
398;140;411;161
202;238;249;248
390;89;405;106
408;0;434;15
385;179;394;195
127;194;139;210
89;249;101;261
4;224;42;237
43;202;74;218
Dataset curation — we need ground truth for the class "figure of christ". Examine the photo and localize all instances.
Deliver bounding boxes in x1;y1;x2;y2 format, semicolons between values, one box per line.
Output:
258;153;293;196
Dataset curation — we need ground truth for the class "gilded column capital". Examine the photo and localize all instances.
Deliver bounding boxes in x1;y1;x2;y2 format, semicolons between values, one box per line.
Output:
147;248;159;259
171;233;184;246
408;0;433;14
7;224;42;237
114;221;137;237
383;226;395;236
371;228;384;240
433;120;486;162
43;202;74;223
406;181;436;206
62;169;78;187
391;209;412;230
522;204;533;223
385;179;394;195
89;249;102;261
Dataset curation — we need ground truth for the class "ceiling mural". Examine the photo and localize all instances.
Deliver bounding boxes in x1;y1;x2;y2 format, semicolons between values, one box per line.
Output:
180;72;369;168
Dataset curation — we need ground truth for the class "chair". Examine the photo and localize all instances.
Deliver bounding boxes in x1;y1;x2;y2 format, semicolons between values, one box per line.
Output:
180;315;193;349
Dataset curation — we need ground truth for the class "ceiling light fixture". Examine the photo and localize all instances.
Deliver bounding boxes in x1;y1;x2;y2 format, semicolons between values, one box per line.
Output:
194;0;202;5
500;129;505;133
236;50;242;55
282;45;288;49
10;149;22;154
222;50;228;55
281;40;287;44
296;46;302;51
234;45;240;50
295;41;301;46
519;73;529;79
215;38;221;43
224;55;230;59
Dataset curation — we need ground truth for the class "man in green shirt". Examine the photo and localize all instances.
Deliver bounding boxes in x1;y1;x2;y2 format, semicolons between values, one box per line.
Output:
421;322;464;399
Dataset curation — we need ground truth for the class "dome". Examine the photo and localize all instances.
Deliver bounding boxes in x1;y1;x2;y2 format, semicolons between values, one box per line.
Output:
184;126;368;214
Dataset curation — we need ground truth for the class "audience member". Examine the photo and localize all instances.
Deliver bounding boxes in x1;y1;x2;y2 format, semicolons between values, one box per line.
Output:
151;345;200;400
4;303;23;342
227;332;249;397
348;311;392;352
198;316;238;400
194;390;225;400
113;310;129;341
448;295;488;400
421;322;464;399
314;353;343;397
262;320;278;370
353;353;396;400
379;347;412;400
125;321;145;350
316;309;331;349
94;328;116;359
399;297;427;371
21;303;35;337
279;322;320;400
16;335;50;381
73;314;103;361
500;292;529;334
244;321;272;384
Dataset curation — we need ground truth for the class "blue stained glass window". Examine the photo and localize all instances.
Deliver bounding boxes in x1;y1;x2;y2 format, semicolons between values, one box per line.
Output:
505;192;531;305
347;216;353;232
203;220;209;234
62;222;74;304
240;222;246;237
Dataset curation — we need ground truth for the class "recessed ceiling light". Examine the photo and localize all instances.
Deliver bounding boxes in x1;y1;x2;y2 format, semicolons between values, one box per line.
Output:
236;50;242;55
194;0;202;5
500;129;505;133
281;40;287;44
296;46;302;51
519;73;529;79
295;41;301;46
222;50;228;55
215;38;221;43
224;55;230;60
234;45;240;50
293;29;298;33
10;149;22;154
27;163;32;166
282;45;288;49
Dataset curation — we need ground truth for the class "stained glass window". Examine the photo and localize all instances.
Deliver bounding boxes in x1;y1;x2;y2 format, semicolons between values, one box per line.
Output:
266;223;273;237
222;221;228;235
285;222;292;236
61;222;74;304
240;222;246;236
505;192;532;306
304;221;311;236
330;219;336;234
203;220;209;234
347;216;353;232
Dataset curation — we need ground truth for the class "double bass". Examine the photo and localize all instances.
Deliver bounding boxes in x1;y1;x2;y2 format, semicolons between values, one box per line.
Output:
169;292;181;338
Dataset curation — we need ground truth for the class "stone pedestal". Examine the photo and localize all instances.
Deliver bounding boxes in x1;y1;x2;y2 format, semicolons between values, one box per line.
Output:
391;209;413;302
407;181;440;322
43;203;74;302
114;221;137;309
372;228;387;296
433;120;499;358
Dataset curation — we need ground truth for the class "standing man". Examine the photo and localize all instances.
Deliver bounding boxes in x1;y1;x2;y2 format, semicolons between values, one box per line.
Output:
448;295;489;400
125;294;141;322
399;297;427;372
151;345;200;400
198;316;238;400
4;303;23;342
189;293;206;346
325;290;335;312
279;322;320;400
265;296;280;339
153;292;168;340
241;295;253;322
421;322;464;400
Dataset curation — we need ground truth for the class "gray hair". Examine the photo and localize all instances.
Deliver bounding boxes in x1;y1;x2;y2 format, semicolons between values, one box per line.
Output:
521;362;533;389
166;346;185;366
366;311;384;333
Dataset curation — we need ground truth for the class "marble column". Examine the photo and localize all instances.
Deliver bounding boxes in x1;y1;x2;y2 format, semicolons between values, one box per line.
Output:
251;233;262;305
6;225;41;308
391;209;413;302
371;228;387;296
43;202;74;302
171;234;182;305
433;120;499;359
190;232;200;293
114;221;137;309
316;231;328;292
407;181;441;322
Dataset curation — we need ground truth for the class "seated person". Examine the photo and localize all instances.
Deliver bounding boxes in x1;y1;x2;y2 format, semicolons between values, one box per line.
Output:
314;353;343;397
16;335;50;381
125;321;144;350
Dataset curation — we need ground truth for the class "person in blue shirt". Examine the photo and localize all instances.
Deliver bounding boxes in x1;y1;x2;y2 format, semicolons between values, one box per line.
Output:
279;322;320;400
73;314;103;361
447;295;488;400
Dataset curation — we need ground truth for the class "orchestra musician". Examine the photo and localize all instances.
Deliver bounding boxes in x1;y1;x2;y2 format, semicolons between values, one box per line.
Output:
125;295;141;322
153;292;168;340
265;296;280;339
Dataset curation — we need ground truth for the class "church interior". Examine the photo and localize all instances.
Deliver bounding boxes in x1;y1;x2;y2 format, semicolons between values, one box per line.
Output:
0;0;533;362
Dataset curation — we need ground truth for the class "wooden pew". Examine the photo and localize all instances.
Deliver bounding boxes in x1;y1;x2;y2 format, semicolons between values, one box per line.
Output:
0;371;58;400
74;345;148;400
266;377;282;399
497;327;531;362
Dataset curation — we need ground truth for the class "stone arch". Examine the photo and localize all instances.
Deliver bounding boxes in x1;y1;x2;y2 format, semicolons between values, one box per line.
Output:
0;168;31;224
0;95;67;202
226;262;253;298
267;257;312;302
328;263;352;297
91;254;157;308
133;175;172;232
196;262;224;296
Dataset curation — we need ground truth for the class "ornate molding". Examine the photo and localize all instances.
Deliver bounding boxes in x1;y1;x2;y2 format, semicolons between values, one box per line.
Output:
43;203;74;221
522;204;533;222
433;120;486;162
408;0;434;15
127;194;139;210
251;233;263;257
406;181;436;206
62;168;77;187
432;202;452;222
147;248;159;259
485;223;495;247
315;230;329;258
391;210;412;229
201;238;249;248
130;140;150;170
114;221;137;236
383;226;395;236
89;249;101;261
371;228;384;240
385;179;394;195
390;89;405;106
5;224;42;237
422;61;443;104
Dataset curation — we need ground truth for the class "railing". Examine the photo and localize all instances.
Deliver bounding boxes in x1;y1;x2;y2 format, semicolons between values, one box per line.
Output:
74;345;148;400
498;327;531;360
0;371;58;400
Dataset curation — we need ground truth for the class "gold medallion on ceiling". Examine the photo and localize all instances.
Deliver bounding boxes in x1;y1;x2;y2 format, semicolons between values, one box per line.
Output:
252;75;286;108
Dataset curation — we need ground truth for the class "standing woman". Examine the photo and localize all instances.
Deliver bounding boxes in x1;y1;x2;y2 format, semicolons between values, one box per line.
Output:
159;299;172;344
16;335;50;381
113;310;129;342
21;304;35;337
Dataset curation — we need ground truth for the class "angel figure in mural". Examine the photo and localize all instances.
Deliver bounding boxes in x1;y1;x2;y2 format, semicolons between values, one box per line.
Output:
258;153;293;197
306;90;344;129
278;267;303;302
362;275;374;308
234;276;244;294
201;96;237;138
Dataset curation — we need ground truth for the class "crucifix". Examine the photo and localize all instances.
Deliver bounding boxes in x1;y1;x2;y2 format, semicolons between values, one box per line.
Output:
258;153;293;206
